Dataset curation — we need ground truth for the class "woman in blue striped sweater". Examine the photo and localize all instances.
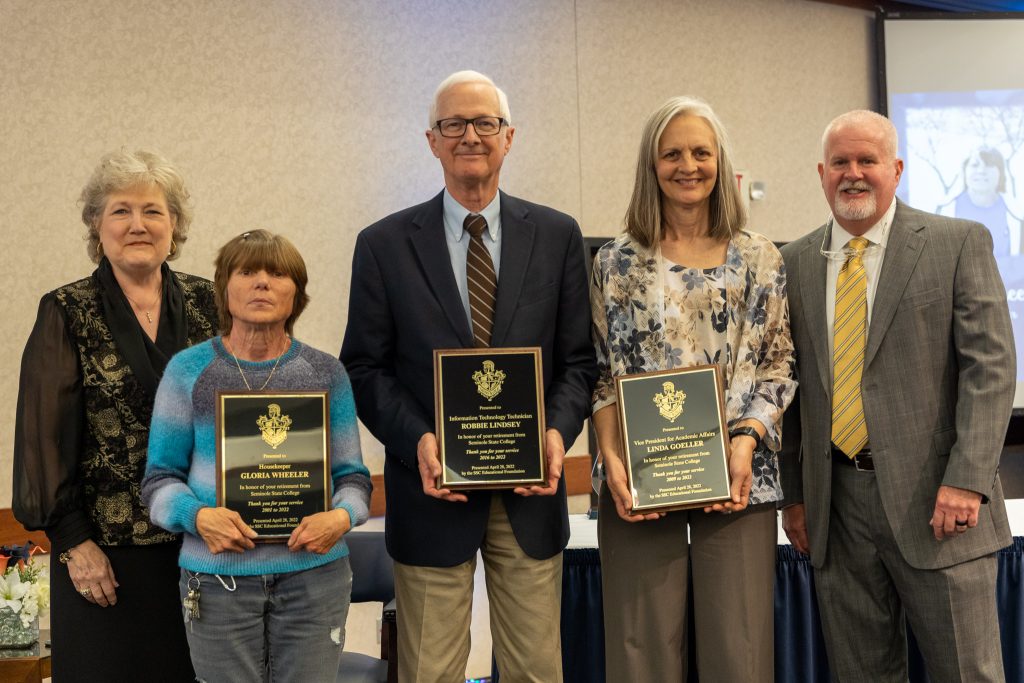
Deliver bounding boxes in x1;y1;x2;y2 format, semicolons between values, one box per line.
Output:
142;230;372;682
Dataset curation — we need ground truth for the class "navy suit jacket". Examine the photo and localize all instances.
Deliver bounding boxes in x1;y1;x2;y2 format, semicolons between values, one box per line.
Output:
340;190;597;567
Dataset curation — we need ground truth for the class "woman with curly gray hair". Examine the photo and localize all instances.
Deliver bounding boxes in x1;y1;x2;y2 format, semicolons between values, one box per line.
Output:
13;149;217;681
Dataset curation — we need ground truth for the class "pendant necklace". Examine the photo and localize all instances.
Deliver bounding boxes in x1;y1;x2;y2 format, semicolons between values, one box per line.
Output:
225;336;288;391
125;289;160;324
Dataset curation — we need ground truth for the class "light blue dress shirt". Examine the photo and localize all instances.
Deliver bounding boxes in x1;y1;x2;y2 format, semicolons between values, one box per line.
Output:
442;189;502;330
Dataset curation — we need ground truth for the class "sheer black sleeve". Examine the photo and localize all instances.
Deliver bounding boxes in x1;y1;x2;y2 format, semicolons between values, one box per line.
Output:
12;293;92;551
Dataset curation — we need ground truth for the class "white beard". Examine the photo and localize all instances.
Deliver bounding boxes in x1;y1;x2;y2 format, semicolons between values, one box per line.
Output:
833;185;876;221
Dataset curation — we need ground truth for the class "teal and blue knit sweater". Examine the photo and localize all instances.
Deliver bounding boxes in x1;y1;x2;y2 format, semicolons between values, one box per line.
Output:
142;337;372;576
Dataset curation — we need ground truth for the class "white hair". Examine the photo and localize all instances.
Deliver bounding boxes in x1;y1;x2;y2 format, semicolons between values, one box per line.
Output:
821;110;899;160
427;70;511;129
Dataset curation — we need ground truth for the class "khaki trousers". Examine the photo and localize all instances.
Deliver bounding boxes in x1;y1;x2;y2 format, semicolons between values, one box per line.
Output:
598;488;777;682
394;494;563;683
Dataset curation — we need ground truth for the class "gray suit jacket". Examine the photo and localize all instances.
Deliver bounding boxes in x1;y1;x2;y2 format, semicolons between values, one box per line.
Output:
780;200;1014;569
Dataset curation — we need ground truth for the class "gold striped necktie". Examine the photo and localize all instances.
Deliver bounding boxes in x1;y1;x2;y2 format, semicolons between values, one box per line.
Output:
464;214;497;347
831;236;869;458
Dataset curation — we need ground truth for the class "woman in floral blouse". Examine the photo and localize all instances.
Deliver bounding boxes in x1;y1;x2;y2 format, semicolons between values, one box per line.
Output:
591;96;796;682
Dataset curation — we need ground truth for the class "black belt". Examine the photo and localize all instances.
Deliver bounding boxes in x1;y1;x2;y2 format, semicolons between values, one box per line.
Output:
831;444;874;471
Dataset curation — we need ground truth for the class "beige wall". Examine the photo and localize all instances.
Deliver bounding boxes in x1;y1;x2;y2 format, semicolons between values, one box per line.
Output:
0;0;874;507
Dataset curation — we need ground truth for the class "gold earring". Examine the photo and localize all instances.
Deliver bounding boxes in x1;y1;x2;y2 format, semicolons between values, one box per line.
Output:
97;242;105;259
169;240;177;257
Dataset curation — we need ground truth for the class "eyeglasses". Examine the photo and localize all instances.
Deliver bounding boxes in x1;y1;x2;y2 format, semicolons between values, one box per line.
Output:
433;116;507;138
818;216;887;262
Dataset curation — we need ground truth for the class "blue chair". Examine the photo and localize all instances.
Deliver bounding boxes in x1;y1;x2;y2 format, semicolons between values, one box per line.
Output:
337;531;397;683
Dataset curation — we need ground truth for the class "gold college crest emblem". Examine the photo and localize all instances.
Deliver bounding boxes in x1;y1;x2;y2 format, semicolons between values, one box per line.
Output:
653;381;685;422
473;360;506;401
256;403;292;449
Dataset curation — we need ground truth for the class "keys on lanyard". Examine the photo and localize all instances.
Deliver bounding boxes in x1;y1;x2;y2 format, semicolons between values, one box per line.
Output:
183;573;201;627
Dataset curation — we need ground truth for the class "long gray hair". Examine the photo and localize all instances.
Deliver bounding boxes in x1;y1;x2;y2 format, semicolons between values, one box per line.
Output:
624;96;746;248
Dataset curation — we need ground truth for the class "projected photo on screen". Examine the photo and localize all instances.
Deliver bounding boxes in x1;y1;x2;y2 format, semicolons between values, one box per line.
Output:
890;90;1024;384
880;12;1024;408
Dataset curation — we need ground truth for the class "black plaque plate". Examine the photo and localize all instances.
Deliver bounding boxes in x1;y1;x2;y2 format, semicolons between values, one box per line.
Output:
434;348;546;489
615;366;731;513
216;392;330;540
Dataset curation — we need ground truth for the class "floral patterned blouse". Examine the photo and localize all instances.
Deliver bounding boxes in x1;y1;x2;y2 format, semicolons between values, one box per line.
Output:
590;230;797;504
663;259;728;369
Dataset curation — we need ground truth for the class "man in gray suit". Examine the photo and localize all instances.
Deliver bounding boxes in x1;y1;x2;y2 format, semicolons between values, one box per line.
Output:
780;109;1015;682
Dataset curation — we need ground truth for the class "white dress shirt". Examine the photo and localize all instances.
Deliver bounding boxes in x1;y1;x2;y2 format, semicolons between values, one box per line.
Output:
825;198;897;359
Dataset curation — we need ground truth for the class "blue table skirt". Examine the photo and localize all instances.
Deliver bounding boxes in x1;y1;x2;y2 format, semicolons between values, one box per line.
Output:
550;537;1024;683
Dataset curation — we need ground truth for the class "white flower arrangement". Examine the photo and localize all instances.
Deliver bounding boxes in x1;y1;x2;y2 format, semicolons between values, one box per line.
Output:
0;556;50;628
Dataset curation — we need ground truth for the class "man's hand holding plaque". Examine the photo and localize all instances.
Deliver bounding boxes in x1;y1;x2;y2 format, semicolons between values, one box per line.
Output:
513;428;565;497
416;432;469;503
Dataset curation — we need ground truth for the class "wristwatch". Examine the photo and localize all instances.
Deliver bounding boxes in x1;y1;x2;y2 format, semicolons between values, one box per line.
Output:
729;426;762;450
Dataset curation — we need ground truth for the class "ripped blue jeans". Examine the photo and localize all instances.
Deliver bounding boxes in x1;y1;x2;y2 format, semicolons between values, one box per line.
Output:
179;557;352;682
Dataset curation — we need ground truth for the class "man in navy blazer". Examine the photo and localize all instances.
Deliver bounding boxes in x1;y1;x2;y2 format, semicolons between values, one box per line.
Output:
340;70;596;682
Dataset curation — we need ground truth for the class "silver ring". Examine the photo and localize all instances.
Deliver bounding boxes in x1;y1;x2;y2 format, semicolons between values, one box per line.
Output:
955;519;968;527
